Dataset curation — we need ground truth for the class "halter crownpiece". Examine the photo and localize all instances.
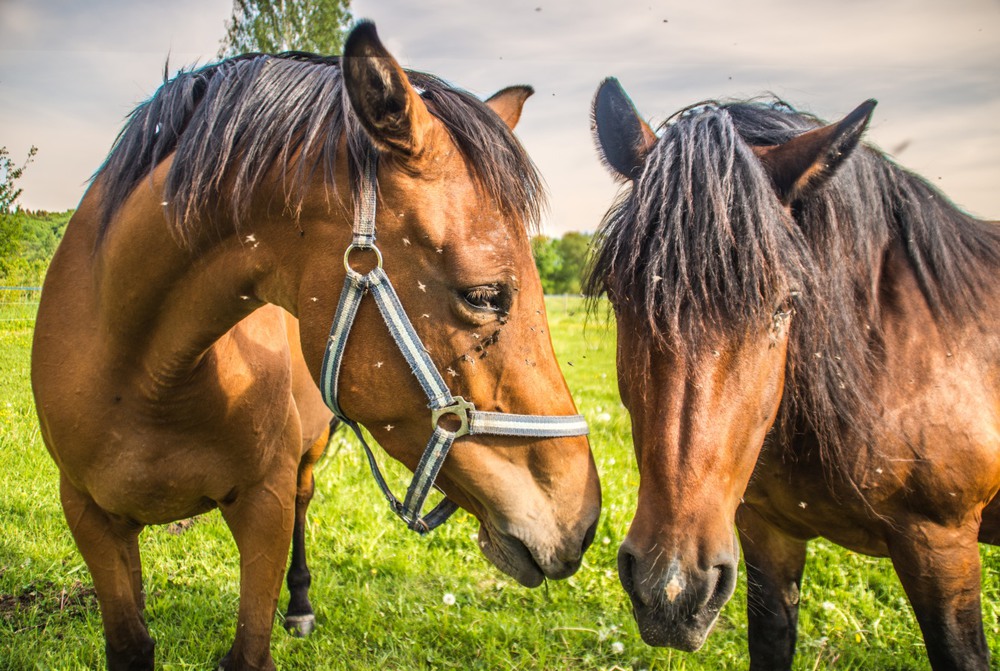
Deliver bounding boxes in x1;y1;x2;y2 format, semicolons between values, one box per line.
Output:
319;150;589;534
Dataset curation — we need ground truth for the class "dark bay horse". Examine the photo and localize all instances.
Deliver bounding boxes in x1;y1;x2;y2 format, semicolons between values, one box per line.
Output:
587;78;1000;669
31;22;600;670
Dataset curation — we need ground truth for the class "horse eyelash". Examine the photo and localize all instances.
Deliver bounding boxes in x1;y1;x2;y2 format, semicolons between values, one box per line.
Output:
465;285;502;309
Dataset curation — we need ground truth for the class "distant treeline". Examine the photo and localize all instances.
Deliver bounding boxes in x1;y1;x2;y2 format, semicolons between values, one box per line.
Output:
0;209;73;284
531;231;592;296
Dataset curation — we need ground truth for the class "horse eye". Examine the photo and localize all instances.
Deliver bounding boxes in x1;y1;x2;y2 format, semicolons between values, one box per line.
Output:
463;284;508;313
772;292;798;328
772;290;797;315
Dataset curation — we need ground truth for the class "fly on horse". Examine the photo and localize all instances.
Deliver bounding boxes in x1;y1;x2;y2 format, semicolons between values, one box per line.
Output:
31;22;600;670
587;79;1000;669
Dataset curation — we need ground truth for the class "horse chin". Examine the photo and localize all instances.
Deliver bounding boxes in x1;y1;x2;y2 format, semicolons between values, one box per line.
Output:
475;520;546;588
618;549;735;651
630;602;720;651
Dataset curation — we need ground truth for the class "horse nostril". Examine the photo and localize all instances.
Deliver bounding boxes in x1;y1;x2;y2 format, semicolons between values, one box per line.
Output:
707;561;738;611
617;546;638;600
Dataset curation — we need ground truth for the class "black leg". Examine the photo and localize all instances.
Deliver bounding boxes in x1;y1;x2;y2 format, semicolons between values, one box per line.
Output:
283;425;330;637
737;505;808;671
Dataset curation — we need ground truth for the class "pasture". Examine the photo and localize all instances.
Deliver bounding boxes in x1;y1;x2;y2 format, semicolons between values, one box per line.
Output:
1;294;998;669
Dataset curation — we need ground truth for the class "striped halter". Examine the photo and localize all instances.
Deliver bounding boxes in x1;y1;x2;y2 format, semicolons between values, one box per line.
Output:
319;153;589;534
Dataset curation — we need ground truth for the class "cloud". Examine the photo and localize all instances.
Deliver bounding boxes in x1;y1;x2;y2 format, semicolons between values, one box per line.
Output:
1;0;997;227
0;0;233;210
0;0;230;53
349;0;1000;228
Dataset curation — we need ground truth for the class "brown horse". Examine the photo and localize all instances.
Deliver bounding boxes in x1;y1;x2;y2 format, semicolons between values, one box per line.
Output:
31;22;600;670
587;79;1000;670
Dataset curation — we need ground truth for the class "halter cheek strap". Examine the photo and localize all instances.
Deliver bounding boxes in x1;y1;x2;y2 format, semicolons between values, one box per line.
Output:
318;152;589;534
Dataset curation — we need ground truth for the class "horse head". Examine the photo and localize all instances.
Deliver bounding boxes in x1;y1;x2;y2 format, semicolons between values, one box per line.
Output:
588;78;874;648
291;23;600;587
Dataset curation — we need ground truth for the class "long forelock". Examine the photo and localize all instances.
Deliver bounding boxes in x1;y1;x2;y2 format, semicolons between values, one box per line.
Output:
584;100;880;481
586;105;817;349
588;96;1000;481
94;53;544;246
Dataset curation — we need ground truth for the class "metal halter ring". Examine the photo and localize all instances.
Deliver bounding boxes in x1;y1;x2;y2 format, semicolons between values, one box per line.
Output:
343;243;383;273
431;396;474;438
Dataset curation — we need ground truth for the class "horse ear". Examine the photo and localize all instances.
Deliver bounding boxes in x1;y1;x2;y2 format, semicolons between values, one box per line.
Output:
486;86;534;130
342;21;435;158
755;99;877;205
591;77;657;181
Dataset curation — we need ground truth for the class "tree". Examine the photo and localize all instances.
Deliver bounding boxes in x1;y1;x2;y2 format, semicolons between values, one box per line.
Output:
0;145;38;215
553;231;592;295
1;145;39;276
531;236;562;294
531;232;593;295
0;209;73;281
219;0;353;57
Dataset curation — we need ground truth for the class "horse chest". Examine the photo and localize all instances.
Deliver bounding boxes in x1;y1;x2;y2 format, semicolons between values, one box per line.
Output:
85;419;284;517
44;366;297;525
743;450;892;557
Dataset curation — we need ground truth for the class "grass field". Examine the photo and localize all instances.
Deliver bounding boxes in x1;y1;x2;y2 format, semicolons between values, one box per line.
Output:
1;294;998;670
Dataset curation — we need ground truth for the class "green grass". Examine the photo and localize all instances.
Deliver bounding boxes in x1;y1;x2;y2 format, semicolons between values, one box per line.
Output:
2;296;998;669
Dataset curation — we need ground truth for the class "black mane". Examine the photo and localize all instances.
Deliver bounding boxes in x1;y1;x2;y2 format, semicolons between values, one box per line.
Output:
586;98;1000;465
95;52;543;245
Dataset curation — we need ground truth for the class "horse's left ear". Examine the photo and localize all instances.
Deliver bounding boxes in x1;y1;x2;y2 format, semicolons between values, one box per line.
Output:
755;99;877;205
342;20;435;158
486;86;534;130
591;77;658;182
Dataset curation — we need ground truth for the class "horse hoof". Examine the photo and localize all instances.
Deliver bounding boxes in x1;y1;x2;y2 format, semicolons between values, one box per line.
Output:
284;613;316;637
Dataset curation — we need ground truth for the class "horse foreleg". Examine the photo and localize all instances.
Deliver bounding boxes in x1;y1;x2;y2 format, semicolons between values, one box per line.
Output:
888;518;989;671
283;421;335;637
736;505;808;671
60;474;153;671
218;464;298;671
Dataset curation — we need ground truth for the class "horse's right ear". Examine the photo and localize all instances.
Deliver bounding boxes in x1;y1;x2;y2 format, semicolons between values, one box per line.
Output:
755;99;877;205
591;78;657;181
486;86;534;130
342;21;435;158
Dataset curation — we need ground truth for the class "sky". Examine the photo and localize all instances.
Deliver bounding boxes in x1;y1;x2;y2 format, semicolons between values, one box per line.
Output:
1;0;998;235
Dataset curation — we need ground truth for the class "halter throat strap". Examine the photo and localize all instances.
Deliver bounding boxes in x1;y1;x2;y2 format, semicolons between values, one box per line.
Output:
318;151;589;534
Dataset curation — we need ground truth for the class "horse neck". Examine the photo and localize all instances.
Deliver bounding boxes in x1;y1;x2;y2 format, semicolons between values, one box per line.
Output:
91;164;349;393
877;235;1000;353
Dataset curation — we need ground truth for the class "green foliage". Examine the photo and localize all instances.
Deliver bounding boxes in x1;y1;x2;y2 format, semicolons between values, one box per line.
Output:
0;145;37;215
0;210;72;281
0;147;65;282
531;236;563;294
1;298;998;668
0;214;19;268
532;231;593;295
219;0;353;57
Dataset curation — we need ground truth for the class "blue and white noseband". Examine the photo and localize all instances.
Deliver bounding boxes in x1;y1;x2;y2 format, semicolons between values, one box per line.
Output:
319;153;589;534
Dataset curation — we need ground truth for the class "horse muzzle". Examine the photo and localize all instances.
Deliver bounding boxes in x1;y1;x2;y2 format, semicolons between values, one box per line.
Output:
477;512;599;587
617;543;738;650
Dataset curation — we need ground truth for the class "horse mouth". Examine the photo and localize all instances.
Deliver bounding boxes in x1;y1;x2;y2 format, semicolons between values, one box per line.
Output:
630;602;719;651
476;520;547;588
619;553;734;651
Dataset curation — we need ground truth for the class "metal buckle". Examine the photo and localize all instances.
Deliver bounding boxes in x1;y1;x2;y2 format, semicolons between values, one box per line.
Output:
343;243;383;273
431;396;474;438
